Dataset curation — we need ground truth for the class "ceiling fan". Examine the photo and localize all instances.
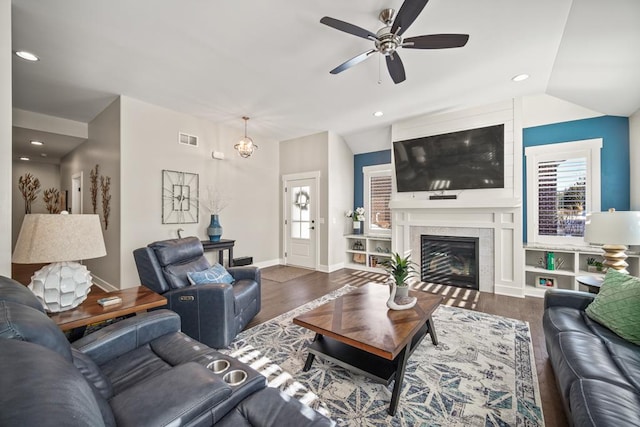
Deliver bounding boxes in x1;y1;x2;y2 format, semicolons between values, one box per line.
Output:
320;0;469;84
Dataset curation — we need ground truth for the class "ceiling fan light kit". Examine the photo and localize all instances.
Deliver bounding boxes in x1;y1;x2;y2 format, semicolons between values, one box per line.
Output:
321;0;469;84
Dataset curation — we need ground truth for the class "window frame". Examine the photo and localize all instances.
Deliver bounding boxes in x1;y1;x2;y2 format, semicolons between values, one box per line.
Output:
363;164;392;236
525;139;602;245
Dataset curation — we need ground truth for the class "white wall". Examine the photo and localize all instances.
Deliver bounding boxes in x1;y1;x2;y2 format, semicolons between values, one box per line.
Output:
0;0;11;275
60;98;121;288
327;131;353;270
630;108;640;210
11;161;61;248
279;132;329;268
120;96;279;287
522;93;602;128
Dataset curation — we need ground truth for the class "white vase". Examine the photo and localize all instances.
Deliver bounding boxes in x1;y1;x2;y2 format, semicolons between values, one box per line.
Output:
352;220;362;235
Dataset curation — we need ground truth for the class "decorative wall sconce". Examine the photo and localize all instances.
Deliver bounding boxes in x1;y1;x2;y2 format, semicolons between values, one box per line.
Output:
234;116;258;158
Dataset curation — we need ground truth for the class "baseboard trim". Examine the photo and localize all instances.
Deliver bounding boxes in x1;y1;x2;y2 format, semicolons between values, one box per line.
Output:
92;274;118;292
494;284;525;298
253;258;281;269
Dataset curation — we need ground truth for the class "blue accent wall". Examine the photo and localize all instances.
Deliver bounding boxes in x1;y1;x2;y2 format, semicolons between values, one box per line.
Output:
522;115;630;242
354;150;391;208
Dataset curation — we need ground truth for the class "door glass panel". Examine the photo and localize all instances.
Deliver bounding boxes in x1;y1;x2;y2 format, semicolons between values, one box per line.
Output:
291;185;311;240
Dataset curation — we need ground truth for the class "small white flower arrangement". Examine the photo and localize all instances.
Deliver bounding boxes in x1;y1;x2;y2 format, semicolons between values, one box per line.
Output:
346;207;365;221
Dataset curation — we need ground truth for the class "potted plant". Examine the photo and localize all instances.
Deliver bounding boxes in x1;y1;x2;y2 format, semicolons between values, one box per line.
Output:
346;207;365;234
586;257;605;273
381;253;418;299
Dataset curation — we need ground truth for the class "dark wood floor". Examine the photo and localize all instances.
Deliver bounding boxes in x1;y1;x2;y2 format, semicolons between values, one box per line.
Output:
248;266;568;427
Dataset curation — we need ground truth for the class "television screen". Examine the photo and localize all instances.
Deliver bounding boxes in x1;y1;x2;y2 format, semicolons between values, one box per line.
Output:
393;124;504;192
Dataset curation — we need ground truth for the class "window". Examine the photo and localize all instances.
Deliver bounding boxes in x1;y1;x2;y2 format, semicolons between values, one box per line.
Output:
363;164;392;235
525;139;602;245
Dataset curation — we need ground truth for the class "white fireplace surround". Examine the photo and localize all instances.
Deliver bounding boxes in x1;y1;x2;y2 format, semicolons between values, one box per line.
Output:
390;202;524;297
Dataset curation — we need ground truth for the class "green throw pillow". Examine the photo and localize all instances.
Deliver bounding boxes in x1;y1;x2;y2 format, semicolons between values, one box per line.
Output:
585;269;640;345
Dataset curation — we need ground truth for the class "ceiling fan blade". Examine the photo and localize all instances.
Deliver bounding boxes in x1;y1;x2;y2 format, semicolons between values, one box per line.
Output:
391;0;429;36
386;53;406;84
320;16;377;40
330;49;377;74
403;34;469;49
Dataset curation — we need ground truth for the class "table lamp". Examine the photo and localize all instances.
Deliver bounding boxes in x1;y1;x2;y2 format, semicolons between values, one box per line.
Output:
584;209;640;274
12;213;107;312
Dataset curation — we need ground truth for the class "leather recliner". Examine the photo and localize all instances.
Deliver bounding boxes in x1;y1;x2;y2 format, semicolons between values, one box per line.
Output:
133;236;260;349
0;275;334;427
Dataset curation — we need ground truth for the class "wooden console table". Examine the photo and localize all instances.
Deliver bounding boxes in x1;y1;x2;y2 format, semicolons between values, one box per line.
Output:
49;286;167;332
201;239;235;267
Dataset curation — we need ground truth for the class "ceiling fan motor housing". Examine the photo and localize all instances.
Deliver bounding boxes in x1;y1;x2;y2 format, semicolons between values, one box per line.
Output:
375;28;401;56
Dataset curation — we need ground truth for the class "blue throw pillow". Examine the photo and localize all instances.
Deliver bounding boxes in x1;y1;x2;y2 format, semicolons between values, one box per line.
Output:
187;264;234;285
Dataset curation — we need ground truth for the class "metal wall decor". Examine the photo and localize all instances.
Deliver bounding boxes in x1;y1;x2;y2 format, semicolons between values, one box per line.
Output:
162;169;199;224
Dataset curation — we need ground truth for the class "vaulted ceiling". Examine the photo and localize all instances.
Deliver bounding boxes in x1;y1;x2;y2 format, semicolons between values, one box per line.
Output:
11;0;640;157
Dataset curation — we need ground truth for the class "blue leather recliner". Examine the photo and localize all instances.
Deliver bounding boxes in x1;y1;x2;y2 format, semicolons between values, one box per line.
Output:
133;237;261;349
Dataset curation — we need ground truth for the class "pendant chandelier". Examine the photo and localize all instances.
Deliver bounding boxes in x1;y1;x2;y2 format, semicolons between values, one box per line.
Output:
234;116;258;158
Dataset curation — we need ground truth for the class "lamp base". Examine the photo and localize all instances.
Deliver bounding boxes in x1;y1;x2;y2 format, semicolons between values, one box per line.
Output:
601;244;629;274
28;261;93;312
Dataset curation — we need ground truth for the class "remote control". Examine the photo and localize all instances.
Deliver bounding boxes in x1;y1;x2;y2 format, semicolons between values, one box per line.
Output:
97;296;122;307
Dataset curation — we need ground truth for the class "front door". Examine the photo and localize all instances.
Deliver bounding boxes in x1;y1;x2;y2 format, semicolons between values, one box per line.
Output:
284;176;317;269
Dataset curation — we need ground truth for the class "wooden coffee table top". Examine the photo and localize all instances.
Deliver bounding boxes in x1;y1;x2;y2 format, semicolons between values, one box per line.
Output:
49;285;167;331
293;283;442;360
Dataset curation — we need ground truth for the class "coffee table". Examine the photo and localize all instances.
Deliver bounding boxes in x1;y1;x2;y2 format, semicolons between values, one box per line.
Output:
293;282;442;416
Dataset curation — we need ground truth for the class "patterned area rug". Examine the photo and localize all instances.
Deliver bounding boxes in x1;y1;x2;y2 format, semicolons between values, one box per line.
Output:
223;285;544;426
260;266;315;283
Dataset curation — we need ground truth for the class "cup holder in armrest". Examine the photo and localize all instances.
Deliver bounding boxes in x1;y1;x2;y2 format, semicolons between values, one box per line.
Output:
223;369;247;386
207;359;230;374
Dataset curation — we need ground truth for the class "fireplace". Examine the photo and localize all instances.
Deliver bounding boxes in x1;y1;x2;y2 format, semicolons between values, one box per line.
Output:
421;235;479;290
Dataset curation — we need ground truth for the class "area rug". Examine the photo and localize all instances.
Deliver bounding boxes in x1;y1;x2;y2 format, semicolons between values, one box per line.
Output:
261;265;315;283
222;285;545;426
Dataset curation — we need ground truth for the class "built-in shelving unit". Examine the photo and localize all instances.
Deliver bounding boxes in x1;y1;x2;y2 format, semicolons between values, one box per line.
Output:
345;235;392;272
523;244;640;297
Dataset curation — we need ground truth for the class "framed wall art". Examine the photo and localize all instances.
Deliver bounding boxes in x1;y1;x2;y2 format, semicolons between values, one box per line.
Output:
162;169;199;224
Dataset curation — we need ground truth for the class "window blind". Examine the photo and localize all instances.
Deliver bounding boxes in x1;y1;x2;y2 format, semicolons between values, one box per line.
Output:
370;175;392;230
537;157;587;237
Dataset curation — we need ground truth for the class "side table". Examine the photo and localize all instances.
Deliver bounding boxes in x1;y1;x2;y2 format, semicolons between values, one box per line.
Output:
576;275;604;294
49;285;167;332
201;239;235;267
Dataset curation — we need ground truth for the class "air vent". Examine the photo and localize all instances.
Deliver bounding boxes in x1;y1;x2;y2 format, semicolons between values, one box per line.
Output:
178;132;198;147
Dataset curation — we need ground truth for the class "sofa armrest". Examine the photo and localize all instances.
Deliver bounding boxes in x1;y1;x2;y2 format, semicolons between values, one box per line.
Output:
218;387;335;427
72;310;180;365
228;266;260;282
110;362;231;427
543;289;595;311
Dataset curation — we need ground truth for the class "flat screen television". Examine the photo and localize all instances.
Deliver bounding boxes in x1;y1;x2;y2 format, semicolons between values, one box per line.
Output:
393;124;504;192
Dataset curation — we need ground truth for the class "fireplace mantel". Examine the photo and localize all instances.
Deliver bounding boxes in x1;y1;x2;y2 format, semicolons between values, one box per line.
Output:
389;198;522;210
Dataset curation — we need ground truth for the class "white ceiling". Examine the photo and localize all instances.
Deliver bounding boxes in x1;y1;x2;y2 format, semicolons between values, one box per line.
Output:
11;0;640;157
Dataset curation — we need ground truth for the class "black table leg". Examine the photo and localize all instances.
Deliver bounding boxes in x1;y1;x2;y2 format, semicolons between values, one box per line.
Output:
303;333;321;371
426;316;438;345
389;344;410;416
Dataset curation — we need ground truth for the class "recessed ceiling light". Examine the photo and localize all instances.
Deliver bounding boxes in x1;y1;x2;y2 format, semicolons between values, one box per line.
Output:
373;111;384;117
40;153;48;157
30;140;44;146
512;74;529;82
19;157;30;161
15;51;39;61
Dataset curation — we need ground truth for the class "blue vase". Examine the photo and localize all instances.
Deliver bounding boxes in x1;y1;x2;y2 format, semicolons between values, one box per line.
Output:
207;214;223;242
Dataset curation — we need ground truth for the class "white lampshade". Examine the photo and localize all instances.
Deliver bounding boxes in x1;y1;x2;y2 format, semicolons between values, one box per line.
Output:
584;210;640;274
584;210;640;245
12;213;106;312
